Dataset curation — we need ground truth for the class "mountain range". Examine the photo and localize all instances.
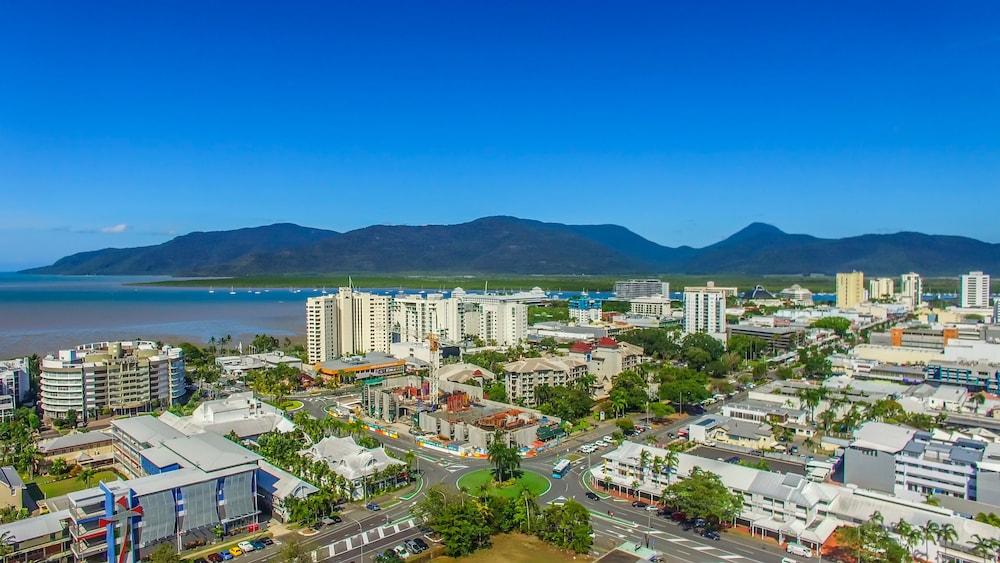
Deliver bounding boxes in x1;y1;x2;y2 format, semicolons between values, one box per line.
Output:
25;217;1000;276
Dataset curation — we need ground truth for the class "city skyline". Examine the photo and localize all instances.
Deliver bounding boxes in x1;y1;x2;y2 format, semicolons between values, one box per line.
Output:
2;2;999;269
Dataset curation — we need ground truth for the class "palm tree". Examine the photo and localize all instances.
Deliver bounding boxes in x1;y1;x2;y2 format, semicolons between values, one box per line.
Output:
894;520;919;558
938;522;958;549
77;467;97;487
662;450;679;484
921;521;941;560
970;534;996;563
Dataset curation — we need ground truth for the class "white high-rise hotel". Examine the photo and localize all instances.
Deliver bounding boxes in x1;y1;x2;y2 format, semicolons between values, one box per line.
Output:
682;284;727;339
306;288;392;363
900;272;922;307
307;288;528;363
960;271;991;308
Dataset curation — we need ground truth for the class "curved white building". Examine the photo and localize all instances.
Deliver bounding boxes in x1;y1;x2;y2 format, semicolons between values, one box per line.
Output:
40;341;184;422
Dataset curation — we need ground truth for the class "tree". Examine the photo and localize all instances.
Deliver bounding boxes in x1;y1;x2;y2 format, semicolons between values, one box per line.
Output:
727;335;768;361
975;512;1000;527
535;500;593;554
656;366;710;407
252;333;280;352
78;468;97;487
374;551;404;563
681;333;724;362
148;542;178;563
970;534;999;563
281;538;310;563
414;485;494;557
649;401;675;421
775;366;795;380
812;316;852;337
63;409;78;428
608;371;650;415
536;383;593;422
661;468;742;523
486;430;520;483
483;380;507;403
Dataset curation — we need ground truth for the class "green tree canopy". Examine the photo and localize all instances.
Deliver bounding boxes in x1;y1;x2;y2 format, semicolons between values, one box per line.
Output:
662;467;742;523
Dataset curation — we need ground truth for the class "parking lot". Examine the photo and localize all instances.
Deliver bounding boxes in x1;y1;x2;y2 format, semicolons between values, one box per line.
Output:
687;445;807;475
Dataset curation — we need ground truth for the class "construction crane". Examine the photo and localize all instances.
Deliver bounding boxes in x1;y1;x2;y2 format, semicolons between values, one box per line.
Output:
426;332;441;406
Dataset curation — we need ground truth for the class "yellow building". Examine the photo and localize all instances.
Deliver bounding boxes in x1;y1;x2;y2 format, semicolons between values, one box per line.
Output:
868;277;895;300
836;271;865;309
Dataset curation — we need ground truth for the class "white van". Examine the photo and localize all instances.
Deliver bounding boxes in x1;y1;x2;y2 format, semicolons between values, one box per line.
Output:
786;543;812;558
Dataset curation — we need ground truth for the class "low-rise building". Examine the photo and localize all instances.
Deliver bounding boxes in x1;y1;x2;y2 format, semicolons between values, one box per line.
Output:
568;297;603;324
503;356;588;407
629;295;671;320
0;509;72;562
437;362;497;386
299;436;406;499
686;415;776;450
38;431;114;468
215;351;303;378
778;284;813;306
727;325;805;353
567;337;644;396
314;352;406;385
0;466;26;511
924;360;1000;393
157;391;296;439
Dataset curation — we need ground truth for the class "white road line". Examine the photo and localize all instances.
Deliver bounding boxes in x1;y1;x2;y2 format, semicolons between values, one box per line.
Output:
690;545;715;551
719;555;745;560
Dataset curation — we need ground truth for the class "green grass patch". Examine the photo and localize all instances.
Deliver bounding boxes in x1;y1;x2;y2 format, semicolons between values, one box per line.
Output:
456;469;549;499
33;470;122;499
280;400;304;411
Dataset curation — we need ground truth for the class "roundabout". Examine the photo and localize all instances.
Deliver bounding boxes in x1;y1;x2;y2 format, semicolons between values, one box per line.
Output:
456;468;550;499
280;399;304;412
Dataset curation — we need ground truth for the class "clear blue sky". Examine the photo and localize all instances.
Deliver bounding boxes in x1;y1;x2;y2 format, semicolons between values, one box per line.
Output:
2;1;998;270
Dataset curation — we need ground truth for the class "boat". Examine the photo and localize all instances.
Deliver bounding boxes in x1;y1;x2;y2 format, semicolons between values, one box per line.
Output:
229;286;236;295
208;286;215;294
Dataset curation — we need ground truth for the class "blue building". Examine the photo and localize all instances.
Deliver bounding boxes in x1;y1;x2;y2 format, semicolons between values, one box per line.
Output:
924;361;1000;393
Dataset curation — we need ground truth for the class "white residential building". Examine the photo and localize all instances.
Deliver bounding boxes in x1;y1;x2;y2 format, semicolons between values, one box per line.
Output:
40;341;185;422
215;351;302;378
456;292;527;347
306;288;392;363
629;295;671;319
614;279;668;299
901;272;923;307
0;358;30;421
299;436;406;499
503;356;588;407
868;277;894;300
683;285;727;339
960;271;990;308
391;293;462;343
157;391;296;439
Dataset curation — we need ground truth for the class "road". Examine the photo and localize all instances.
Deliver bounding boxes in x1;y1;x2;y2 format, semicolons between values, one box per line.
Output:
687;445;807;476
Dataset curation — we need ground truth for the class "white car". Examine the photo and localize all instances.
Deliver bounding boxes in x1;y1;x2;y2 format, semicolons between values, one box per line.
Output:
237;541;256;553
394;544;411;559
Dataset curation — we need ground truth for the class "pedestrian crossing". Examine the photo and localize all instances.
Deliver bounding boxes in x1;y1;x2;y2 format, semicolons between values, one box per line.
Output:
313;518;418;561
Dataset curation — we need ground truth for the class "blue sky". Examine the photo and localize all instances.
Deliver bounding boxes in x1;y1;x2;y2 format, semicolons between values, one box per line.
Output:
1;1;998;270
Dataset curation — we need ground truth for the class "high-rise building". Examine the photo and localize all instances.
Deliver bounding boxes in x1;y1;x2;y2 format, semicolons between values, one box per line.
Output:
456;292;528;347
960;271;990;308
683;286;726;339
868;277;895;301
614;279;669;299
306;288;392;363
568;297;603;324
900;272;922;307
40;341;185;422
0;358;30;421
836;271;865;309
391;293;462;343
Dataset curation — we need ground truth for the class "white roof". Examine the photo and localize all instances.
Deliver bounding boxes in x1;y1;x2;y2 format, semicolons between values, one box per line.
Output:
0;509;69;542
38;430;113;452
111;415;186;445
437;363;497;383
300;436;405;481
851;422;916;453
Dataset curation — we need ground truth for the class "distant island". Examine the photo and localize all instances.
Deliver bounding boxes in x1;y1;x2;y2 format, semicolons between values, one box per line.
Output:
25;216;1000;277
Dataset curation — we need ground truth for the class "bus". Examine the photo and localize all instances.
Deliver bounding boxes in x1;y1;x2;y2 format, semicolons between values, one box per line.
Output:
552;459;571;479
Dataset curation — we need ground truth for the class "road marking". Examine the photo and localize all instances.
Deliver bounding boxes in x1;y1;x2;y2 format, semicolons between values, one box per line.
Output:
719;555;745;560
690;545;715;551
665;538;689;543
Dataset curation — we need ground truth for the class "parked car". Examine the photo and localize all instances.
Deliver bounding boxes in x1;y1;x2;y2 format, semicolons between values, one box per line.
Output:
406;539;425;553
725;456;740;464
217;552;233;561
670;511;686;521
631;500;648;508
366;502;381;511
645;505;659;512
321;515;342;525
192;559;209;563
250;540;266;551
207;556;223;563
262;537;274;546
586;492;600;501
789;445;799;454
237;541;255;553
393;544;411;558
702;530;721;540
228;547;243;557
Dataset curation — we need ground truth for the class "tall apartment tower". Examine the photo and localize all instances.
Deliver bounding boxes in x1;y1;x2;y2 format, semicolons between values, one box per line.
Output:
900;272;922;307
960;271;991;308
614;279;669;299
868;277;895;301
391;293;462;343
836;271;865;309
306;288;391;364
682;286;726;339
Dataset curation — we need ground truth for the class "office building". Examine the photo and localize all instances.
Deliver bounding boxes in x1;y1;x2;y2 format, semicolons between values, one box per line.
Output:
456;292;528;347
901;272;923;307
391;293;462;343
40;341;185;423
503;357;588;407
629;295;671;319
726;325;805;353
961;271;991;308
778;284;813;305
306;288;392;363
315;352;406;386
682;285;726;339
924;360;1000;393
868;277;894;300
843;422;1000;505
836;271;865;309
0;358;30;421
568;296;602;324
614;279;668;299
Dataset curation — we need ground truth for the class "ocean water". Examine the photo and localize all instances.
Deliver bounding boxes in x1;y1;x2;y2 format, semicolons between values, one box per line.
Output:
0;273;615;358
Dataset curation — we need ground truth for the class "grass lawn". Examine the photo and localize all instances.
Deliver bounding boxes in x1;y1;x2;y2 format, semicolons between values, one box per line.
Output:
280;400;304;411
434;533;591;563
456;469;549;499
34;470;121;499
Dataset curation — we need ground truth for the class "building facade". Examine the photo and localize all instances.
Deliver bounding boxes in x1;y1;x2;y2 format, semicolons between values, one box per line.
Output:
306;288;392;363
502;357;588;407
868;277;895;300
40;342;185;423
0;358;30;421
682;286;727;339
457;293;528;347
614;279;668;299
960;271;991;308
391;293;462;343
568;297;602;324
836;271;865;309
900;272;923;307
629;295;671;319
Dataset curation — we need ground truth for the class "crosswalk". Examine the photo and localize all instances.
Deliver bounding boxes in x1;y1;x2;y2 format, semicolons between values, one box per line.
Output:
312;518;418;561
437;461;470;473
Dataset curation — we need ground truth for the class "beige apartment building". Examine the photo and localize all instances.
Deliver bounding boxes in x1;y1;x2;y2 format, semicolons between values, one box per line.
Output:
836;271;865;309
307;288;392;363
